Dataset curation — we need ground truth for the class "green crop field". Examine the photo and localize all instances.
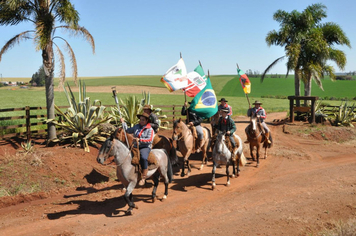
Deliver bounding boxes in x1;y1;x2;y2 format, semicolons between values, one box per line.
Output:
1;74;355;116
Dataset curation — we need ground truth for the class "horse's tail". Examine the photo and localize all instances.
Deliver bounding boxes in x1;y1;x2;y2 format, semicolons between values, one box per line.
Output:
163;136;178;166
166;150;174;183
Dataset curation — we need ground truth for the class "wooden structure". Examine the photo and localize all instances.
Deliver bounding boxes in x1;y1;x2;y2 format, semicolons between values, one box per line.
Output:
288;96;318;123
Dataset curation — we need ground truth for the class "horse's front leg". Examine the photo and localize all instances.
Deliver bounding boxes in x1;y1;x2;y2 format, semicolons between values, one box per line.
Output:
124;182;138;215
226;162;230;187
151;172;160;203
235;155;240;177
212;161;217;190
249;143;255;162
264;146;268;159
199;146;208;170
181;150;192;177
256;145;260;168
231;158;236;178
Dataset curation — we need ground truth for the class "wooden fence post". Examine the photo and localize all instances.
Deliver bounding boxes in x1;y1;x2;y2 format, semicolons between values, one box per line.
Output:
25;106;31;141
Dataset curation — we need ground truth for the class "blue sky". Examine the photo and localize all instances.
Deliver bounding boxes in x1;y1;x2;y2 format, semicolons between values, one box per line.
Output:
0;0;355;78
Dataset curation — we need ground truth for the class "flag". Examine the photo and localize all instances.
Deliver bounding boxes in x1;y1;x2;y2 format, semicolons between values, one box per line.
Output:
189;77;218;119
183;65;207;97
160;58;188;92
237;68;251;94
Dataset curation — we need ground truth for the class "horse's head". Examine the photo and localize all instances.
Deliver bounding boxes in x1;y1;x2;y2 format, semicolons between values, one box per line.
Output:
97;136;114;164
172;118;184;141
215;130;226;154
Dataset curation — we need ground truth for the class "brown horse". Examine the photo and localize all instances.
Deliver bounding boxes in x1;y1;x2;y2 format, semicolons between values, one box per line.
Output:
172;118;211;177
210;112;220;136
115;127;178;166
245;116;272;167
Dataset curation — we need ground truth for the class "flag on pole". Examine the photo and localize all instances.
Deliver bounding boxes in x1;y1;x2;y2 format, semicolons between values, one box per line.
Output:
160;58;188;92
237;68;251;94
189;77;218;119
183;65;207;97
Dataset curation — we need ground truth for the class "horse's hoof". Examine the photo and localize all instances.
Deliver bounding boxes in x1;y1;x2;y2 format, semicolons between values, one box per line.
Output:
180;173;185;177
232;174;236;178
121;188;126;193
256;164;259;168
199;164;204;170
226;181;230;187
161;195;167;202
212;183;216;190
126;209;133;215
152;197;156;203
237;171;240;177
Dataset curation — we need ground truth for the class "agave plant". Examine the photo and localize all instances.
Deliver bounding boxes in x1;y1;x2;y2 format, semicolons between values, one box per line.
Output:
110;91;169;129
21;140;34;154
51;80;112;152
327;102;356;127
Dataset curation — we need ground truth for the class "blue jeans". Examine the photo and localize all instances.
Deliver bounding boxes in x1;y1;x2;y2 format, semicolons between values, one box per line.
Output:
139;147;151;169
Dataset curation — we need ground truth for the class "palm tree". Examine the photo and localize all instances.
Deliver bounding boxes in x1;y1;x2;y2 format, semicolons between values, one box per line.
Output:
262;3;350;105
0;0;95;140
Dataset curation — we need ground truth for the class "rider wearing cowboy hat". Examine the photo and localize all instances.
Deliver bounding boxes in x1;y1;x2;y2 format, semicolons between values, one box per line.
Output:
244;100;271;144
120;112;154;186
211;108;238;161
142;104;159;133
218;98;232;117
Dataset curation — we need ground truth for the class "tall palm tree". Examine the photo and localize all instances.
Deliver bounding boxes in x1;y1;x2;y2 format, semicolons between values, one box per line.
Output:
0;0;95;140
262;3;350;105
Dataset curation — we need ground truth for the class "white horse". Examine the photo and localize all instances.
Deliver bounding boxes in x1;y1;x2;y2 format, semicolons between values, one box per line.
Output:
97;132;173;215
211;131;246;190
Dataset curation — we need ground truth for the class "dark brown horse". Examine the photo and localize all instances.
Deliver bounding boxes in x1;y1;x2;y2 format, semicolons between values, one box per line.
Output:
172;118;211;177
246;116;272;167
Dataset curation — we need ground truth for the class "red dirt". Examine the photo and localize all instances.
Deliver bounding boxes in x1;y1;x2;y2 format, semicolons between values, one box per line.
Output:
1;112;356;236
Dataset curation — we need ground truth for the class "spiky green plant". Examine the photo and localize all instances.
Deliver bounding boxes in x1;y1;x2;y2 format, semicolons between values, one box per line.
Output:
20;140;34;154
49;80;111;152
327;102;355;127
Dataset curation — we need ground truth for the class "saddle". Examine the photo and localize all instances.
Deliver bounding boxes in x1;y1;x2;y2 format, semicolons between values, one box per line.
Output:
131;146;158;172
225;134;240;154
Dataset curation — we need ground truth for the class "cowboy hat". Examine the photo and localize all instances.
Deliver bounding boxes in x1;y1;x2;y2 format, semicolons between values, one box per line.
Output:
253;100;262;105
142;104;153;111
136;112;150;121
218;98;228;102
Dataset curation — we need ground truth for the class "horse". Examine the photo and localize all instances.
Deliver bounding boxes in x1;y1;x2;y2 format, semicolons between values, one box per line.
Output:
172;118;211;177
246;116;272;167
97;130;173;215
210;112;220;136
211;130;246;190
115;127;178;166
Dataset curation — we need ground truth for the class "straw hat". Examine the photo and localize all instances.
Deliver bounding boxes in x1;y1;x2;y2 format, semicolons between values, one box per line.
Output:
253;100;262;105
142;104;152;111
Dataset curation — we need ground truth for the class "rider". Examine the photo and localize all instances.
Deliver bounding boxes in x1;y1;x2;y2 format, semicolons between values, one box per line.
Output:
244;100;271;144
218;98;232;118
142;104;159;134
120;112;155;186
211;108;238;161
181;101;204;152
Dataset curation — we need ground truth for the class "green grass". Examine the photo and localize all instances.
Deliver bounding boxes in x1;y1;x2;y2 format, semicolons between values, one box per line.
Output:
1;75;355;117
220;76;356;99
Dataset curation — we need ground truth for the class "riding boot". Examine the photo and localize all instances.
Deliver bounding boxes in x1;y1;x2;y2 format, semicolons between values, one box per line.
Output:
195;138;203;153
231;146;238;161
265;132;271;144
139;169;148;186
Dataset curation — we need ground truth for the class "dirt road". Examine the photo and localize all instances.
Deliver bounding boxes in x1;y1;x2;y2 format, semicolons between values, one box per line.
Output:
0;112;355;236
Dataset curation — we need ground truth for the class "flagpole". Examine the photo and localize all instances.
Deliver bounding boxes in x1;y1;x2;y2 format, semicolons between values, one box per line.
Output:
237;63;251;108
184;91;189;123
111;87;130;147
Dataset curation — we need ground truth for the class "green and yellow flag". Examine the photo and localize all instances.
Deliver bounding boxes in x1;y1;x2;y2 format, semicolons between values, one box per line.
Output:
189;77;218;119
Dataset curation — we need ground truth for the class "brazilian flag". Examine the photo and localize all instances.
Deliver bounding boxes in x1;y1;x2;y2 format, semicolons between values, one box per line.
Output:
189;77;218;119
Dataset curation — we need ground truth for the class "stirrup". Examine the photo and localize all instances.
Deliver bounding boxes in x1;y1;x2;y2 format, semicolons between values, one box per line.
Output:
244;140;249;144
138;179;146;186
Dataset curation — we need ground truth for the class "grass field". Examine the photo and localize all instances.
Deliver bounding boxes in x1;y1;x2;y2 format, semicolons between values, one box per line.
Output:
1;74;355;116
